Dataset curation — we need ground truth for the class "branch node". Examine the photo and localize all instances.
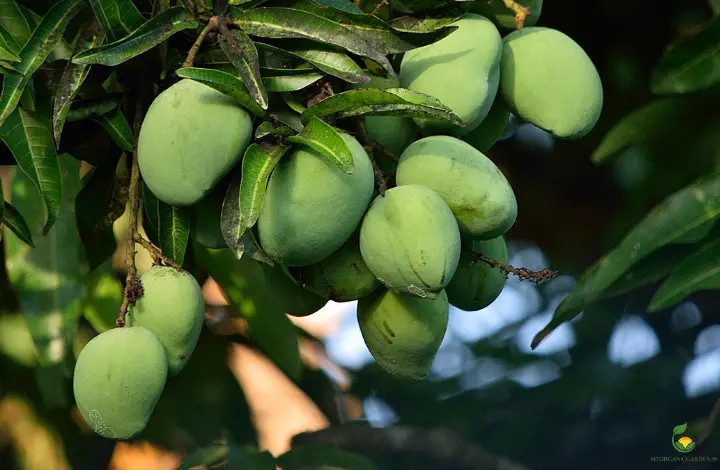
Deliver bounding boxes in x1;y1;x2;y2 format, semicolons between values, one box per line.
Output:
465;248;557;284
182;16;221;68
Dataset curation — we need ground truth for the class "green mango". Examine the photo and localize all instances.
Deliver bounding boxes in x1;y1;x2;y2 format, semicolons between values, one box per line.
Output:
359;184;461;299
138;79;253;206
190;180;228;249
471;0;543;30
461;98;511;153
258;133;375;267
500;27;603;139
73;326;168;440
399;13;502;136
446;237;508;311
126;266;204;376
396;136;517;239
357;288;449;381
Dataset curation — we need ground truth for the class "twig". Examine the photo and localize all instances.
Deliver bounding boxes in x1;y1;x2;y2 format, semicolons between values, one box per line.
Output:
465;248;557;285
182;16;220;68
502;0;531;29
292;424;532;470
134;233;182;270
371;0;390;16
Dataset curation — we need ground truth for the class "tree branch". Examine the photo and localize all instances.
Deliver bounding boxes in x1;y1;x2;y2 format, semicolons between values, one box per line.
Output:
182;16;220;68
292;424;532;470
371;0;390;16
502;0;531;29
464;247;557;285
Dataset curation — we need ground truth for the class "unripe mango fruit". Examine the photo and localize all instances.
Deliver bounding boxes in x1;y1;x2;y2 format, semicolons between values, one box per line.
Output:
461;98;511;153
73;327;168;440
399;13;502;136
446;236;508;311
500;27;603;139
126;266;204;376
471;0;543;30
138;79;253;206
359;185;461;299
357;288;449;381
396;136;517;240
258;133;375;267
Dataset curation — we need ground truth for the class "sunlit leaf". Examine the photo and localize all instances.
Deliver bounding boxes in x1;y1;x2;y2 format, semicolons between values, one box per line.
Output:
89;0;146;42
91;107;134;152
256;41;369;83
286;116;354;173
0;0;33;48
176;67;269;118
218;28;268;109
263;72;324;92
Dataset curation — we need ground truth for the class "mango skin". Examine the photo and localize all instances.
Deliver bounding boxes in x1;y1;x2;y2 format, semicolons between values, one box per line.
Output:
357;288;449;381
73;327;168;440
399;14;502;136
461;98;510;153
446;237;508;311
126;266;204;376
190;180;228;249
500;27;603;139
471;0;543;30
359;185;461;299
396;136;517;240
138;79;253;206
258;133;375;267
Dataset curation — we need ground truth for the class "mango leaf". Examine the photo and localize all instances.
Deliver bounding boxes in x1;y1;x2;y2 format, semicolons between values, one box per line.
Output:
255;120;294;139
66;99;118;122
0;107;62;235
175;67;269;118
651;16;720;94
532;171;720;349
277;445;378;470
0;44;20;62
271;108;304;132
300;87;464;126
4;154;87;408
82;261;123;333
157;204;190;266
310;0;365;13
227;444;276;470
0;0;85;126
53;18;106;148
389;13;463;33
263;73;324;92
256;41;369;83
222;143;290;253
177;444;229;470
72;7;200;66
2;201;34;247
89;0;146;42
648;238;720;312
193;242;303;380
142;182;161;247
218;28;268;110
229;7;394;75
0;0;32;48
287;116;353;173
0;176;3;222
91;107;134;152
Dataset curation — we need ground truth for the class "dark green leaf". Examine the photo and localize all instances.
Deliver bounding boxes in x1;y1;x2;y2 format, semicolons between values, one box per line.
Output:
0;107;62;235
0;0;33;48
0;173;3;222
651;16;720;94
227;444;276;470
256;41;369;83
176;444;229;470
0;0;85;126
218;28;268;110
648;238;720;311
532;171;720;349
67;99;118;122
277;445;378;470
82;261;123;333
2;201;34;247
271;108;304;131
142;182;161;247
263;72;324;92
193;242;303;379
0;44;20;62
72;7;200;66
310;0;365;13
158;204;190;266
91;107;134;152
0;23;21;58
287;116;354;173
175;67;269;118
300;87;464;126
255;120;294;139
281;91;307;113
53;18;106;149
89;0;146;42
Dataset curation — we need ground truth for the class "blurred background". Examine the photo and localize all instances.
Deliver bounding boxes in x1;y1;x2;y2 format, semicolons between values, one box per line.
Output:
2;1;720;469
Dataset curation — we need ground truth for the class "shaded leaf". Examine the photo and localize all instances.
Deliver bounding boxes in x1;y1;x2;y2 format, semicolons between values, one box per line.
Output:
177;444;229;470
300;87;464;126
277;445;378;470
0;0;85;125
0;44;20;62
72;7;200;66
158;204;190;266
82;261;123;333
287;116;353;173
271;108;304;131
2;201;34;247
648;238;720;312
67;99;118;122
227;444;276;470
532;171;720;349
0;0;32;49
281;92;307;113
218;28;268;109
142;182;161;247
89;0;146;42
310;0;365;13
254;120;294;138
175;67;269;118
256;41;369;83
91;107;134;151
0;107;62;235
263;72;324;92
651;16;720;94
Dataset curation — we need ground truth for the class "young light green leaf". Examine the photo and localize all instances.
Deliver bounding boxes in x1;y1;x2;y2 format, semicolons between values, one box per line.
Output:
2;201;34;247
300;87;464;126
287;116;354;173
89;0;146;42
532;171;720;350
256;41;369;83
158;204;190;266
193;242;302;380
0;107;62;235
0;0;32;48
91;107;134;151
263;73;324;92
175;67;269;118
218;28;268;110
648;238;720;312
53;18;106;149
651;16;720;94
0;0;85;126
177;444;229;470
277;445;378;470
72;7;200;66
82;261;123;333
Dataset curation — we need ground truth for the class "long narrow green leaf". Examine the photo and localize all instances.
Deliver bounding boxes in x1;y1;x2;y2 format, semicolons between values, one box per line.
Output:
72;7;200;66
286;116;353;173
277;445;378;470
256;41;369;83
2;201;34;247
177;445;229;470
0;0;85;126
263;73;324;92
91;107;134;152
218;28;268;110
158;204;190;266
0;44;20;62
89;0;146;42
67;99;117;123
0;0;33;47
0;107;63;235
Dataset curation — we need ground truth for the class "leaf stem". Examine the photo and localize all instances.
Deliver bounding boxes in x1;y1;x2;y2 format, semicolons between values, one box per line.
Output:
502;0;531;29
182;15;221;68
464;247;557;284
371;0;390;16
